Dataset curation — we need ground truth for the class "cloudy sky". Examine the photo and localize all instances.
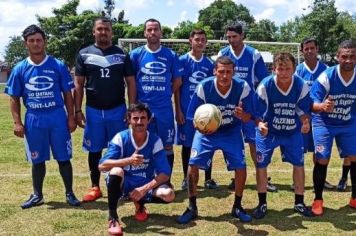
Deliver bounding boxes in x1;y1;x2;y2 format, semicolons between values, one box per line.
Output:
0;0;355;61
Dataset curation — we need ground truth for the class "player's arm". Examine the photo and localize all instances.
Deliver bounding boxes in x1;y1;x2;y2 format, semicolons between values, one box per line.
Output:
172;77;182;94
99;149;144;172
235;82;253;122
311;73;334;113
174;87;185;125
125;75;136;105
312;95;334;113
10;96;24;138
63;90;76;133
73;75;86;128
254;84;268;136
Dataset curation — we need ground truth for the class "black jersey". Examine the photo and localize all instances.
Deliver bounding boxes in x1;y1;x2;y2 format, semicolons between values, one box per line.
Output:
75;45;134;109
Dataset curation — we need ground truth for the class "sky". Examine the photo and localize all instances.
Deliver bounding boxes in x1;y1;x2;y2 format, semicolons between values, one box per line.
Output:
0;0;355;61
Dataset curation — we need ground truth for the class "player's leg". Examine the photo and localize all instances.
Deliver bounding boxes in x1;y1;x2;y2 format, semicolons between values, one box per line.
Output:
350;156;356;208
338;157;351;191
181;145;190;190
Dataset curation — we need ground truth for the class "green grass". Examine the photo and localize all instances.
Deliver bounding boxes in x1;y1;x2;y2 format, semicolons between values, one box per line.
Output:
0;88;355;235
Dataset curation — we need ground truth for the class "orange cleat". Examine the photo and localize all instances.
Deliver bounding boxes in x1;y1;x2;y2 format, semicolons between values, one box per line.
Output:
349;198;356;209
312;200;324;216
82;186;102;202
134;201;149;221
108;217;122;236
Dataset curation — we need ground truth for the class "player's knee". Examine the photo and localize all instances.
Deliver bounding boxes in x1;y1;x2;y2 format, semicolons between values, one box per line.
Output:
316;159;329;165
156;187;175;203
109;167;124;177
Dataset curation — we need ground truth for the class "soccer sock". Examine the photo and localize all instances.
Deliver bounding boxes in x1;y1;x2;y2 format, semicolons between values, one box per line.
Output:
341;164;350;180
205;165;212;181
351;161;356;199
294;194;304;205
88;151;102;187
182;146;190;178
32;162;46;197
233;195;242;209
313;162;327;200
258;192;267;205
189;196;197;210
58;160;73;194
107;175;123;219
167;153;174;173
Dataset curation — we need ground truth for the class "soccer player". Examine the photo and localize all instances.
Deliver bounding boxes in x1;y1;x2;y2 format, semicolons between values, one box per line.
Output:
175;29;216;190
252;52;314;219
294;37;337;190
99;102;175;235
74;17;136;202
310;40;356;215
5;24;80;208
177;56;253;224
130;18;183;181
218;22;277;192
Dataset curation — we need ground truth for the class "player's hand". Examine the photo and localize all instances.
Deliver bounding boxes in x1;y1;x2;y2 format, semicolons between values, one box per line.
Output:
13;122;24;138
130;149;144;166
301;119;310;134
258;121;268;136
175;110;185;125
130;186;147;202
75;111;86;128
234;102;251;122
323;95;334;113
67;115;77;133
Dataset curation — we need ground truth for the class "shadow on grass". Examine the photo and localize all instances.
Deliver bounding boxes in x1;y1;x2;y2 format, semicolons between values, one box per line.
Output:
46;199;108;211
173;186;233;203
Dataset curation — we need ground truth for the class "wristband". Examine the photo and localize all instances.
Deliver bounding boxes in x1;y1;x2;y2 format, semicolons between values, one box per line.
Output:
75;110;82;114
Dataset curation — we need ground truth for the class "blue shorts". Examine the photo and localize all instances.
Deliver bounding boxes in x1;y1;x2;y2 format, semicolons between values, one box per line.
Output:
177;119;195;147
242;120;256;143
313;124;356;160
149;114;175;148
24;108;72;164
83;105;127;152
256;130;304;168
189;125;246;171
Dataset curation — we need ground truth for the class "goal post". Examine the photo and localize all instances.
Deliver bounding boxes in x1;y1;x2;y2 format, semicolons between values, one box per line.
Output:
118;38;301;64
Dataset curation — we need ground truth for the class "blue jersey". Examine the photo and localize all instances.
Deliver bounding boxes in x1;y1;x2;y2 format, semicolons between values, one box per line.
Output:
254;75;312;135
311;65;356;126
218;44;268;89
296;61;328;89
5;55;74;111
130;45;183;114
187;77;253;132
100;129;171;183
179;53;214;115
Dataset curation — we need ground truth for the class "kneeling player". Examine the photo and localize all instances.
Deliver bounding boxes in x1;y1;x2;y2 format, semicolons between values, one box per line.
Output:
99;103;175;235
253;52;314;219
177;56;253;224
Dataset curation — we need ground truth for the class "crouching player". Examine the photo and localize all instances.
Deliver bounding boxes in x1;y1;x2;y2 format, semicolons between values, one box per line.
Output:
99;103;175;235
253;52;314;219
177;56;254;224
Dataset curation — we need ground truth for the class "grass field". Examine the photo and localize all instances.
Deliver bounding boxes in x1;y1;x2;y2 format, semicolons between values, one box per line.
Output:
0;84;355;235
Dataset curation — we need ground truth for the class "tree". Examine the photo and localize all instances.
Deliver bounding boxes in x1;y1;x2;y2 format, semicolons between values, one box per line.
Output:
4;36;28;68
171;20;214;39
103;0;115;19
198;0;255;39
248;19;278;41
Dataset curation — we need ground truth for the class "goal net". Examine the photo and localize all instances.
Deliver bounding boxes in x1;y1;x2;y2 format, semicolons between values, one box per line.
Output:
118;38;301;64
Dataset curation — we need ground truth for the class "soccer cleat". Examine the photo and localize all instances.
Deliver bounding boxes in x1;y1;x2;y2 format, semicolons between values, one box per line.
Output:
181;179;188;191
204;179;219;189
337;178;347;192
231;207;252;222
324;180;335;190
134;202;148;221
176;207;198;224
82;186;103;202
311;200;324;216
252;203;267;219
349;198;356;209
21;194;44;209
267;177;278;192
108;217;122;236
294;203;314;217
66;192;81;206
228;178;235;190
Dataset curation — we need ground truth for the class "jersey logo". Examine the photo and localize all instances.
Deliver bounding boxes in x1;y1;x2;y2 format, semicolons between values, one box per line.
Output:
141;62;167;75
25;76;54;91
189;71;208;84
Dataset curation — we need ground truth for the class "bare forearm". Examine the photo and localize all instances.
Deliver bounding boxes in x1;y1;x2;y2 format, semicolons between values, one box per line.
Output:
74;76;85;111
63;91;75;117
126;76;136;105
10;96;22;124
142;174;169;192
98;158;132;172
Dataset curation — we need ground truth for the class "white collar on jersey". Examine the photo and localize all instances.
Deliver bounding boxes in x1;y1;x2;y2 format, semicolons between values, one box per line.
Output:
337;65;356;87
273;75;294;96
144;45;162;53
129;129;149;150
27;55;49;66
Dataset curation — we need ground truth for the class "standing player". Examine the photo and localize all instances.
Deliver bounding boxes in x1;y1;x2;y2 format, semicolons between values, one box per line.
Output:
218;23;277;192
177;56;253;224
294;37;337;190
175;29;216;190
99;103;175;235
310;40;356;216
5;24;80;208
74;17;136;202
130;18;183;181
252;52;314;219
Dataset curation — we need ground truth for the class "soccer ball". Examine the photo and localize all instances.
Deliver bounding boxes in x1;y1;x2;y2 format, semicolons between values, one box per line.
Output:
193;103;222;134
